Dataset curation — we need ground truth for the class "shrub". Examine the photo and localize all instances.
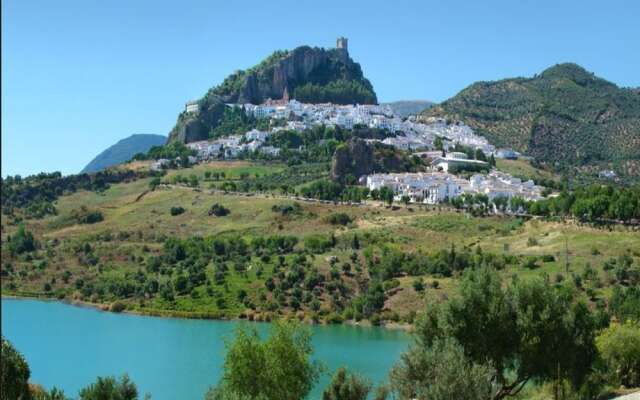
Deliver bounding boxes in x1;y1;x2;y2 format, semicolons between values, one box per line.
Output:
170;206;185;216
522;256;540;270
383;279;400;291
596;321;640;387
527;236;538;247
7;225;37;256
324;213;353;226
72;206;104;224
209;203;230;217
110;301;126;313
322;367;371;400
541;254;555;262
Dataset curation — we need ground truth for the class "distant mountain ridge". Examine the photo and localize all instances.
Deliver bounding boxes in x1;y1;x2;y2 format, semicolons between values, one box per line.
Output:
421;63;640;175
168;38;377;143
81;134;166;173
382;100;435;118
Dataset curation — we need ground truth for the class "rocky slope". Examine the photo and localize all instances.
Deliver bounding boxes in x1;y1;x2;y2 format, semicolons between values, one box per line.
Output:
81;134;166;173
421;63;640;175
168;44;376;144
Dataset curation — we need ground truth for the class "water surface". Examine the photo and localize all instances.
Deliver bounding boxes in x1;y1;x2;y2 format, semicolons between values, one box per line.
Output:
1;298;410;399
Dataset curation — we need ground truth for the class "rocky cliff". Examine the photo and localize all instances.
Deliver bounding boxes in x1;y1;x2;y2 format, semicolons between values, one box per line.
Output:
168;44;376;143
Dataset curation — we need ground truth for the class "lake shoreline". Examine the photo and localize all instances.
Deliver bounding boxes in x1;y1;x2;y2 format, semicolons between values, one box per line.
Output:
1;294;413;332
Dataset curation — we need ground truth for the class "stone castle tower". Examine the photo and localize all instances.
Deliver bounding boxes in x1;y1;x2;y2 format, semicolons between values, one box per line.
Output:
336;37;349;62
336;37;348;50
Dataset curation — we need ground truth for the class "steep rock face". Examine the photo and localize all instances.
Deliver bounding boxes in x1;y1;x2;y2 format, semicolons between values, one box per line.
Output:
331;139;375;182
421;63;640;172
168;95;225;143
168;44;376;143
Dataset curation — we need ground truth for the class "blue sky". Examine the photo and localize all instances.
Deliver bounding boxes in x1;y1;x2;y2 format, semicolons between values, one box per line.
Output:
2;0;639;177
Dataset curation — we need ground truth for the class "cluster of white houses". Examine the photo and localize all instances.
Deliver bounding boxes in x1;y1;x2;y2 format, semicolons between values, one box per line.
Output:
184;99;514;157
366;170;544;205
185;128;280;160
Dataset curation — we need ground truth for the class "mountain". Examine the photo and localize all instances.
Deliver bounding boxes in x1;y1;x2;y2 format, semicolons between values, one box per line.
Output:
382;100;435;118
421;63;640;174
168;38;377;143
81;134;166;173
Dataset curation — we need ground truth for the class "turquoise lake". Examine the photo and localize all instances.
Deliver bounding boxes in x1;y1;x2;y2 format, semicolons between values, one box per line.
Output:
1;298;411;399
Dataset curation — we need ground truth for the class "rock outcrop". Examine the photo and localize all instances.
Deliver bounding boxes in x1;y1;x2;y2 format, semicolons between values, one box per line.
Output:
168;42;376;143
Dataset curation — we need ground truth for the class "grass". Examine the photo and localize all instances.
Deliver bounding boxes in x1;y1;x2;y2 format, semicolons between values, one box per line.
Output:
496;158;559;183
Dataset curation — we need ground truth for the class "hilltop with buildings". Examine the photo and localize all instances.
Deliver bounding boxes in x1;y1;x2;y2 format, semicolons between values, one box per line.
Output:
168;37;377;144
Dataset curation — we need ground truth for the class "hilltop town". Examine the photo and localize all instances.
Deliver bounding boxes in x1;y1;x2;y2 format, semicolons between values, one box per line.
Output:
162;93;539;209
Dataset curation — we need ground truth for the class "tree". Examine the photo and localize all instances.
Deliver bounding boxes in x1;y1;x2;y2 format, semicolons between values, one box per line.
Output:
78;374;138;400
415;268;597;400
8;224;37;256
489;154;496;168
322;367;371;400
433;136;443;151
390;338;495;400
379;187;394;206
1;336;32;400
207;321;321;400
596;321;640;388
148;177;161;191
209;203;230;217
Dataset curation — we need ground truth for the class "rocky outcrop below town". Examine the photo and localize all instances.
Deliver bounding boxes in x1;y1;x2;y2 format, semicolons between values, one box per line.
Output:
168;43;377;144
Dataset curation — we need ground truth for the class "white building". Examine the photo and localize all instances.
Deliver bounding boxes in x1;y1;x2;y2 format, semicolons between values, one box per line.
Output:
185;101;199;114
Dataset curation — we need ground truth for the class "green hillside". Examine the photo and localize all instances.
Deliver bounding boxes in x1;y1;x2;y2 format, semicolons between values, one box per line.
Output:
422;63;640;176
2;161;638;325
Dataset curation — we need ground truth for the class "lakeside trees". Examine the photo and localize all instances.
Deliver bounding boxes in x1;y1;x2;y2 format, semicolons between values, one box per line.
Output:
206;321;321;400
398;267;599;400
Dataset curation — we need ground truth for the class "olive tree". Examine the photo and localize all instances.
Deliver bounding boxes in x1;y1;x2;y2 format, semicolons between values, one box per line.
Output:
390;338;495;400
322;367;371;400
207;321;321;400
79;374;138;400
412;268;597;400
1;336;32;400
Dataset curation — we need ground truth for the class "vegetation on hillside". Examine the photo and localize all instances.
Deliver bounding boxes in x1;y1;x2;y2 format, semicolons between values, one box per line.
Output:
423;63;640;177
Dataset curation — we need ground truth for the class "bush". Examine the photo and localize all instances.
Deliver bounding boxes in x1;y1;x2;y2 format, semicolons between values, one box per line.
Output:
522;256;540;270
324;213;353;226
110;301;126;313
170;206;185;216
541;254;555;262
383;279;400;291
209;203;230;217
72;206;104;224
596;321;640;387
322;367;371;400
7;225;37;256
